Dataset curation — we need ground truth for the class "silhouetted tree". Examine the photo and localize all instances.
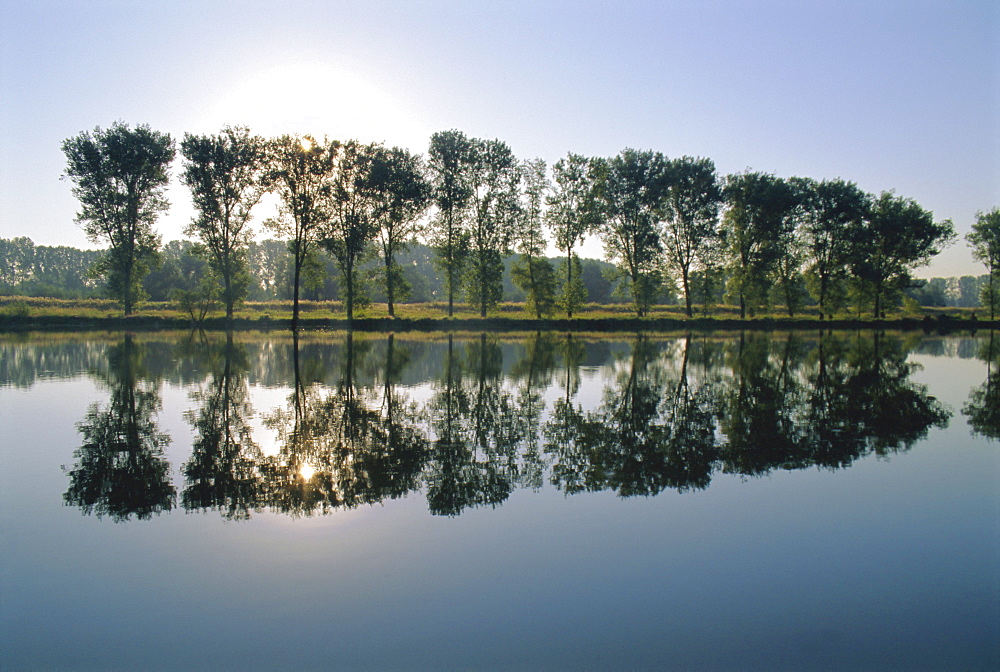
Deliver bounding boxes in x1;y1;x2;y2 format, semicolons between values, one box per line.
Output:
264;135;338;329
61;122;175;314
466;138;522;316
427;130;473;317
322;140;379;321
721;171;798;318
368;146;432;317
849;192;955;317
794;177;868;318
512;158;556;318
180;126;268;320
547;153;597;317
967;208;1000;319
661;156;722;317
591;149;668;316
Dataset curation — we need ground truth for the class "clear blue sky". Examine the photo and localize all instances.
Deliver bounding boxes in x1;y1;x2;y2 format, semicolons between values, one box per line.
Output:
1;0;997;277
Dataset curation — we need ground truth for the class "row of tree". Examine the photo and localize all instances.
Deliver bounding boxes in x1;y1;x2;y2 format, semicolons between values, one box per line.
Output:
57;330;1000;521
0;236;626;305
61;122;1000;323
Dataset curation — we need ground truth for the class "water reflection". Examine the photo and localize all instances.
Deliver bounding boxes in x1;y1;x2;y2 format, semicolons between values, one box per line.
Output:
63;334;176;521
963;330;1000;440
182;331;262;520
49;329;983;521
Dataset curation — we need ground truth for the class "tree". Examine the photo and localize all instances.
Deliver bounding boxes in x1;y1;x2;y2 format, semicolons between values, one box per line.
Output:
660;156;721;317
512;158;556;318
546;153;596;317
61;122;175;315
180;126;268;321
427;130;474;317
263;135;338;329
465;137;522;317
793;177;868;318
591;149;668;317
64;335;175;521
368;145;432;317
321;140;379;322
850;191;955;317
968;207;1000;319
721;171;798;318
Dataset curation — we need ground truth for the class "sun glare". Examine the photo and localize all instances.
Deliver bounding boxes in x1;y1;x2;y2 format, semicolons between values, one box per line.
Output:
299;463;317;481
201;61;430;152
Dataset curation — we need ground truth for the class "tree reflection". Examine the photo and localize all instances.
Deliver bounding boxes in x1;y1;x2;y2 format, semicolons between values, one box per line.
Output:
262;332;427;516
963;331;1000;440
546;335;719;496
64;334;175;521
58;330;959;520
425;333;523;515
182;331;263;520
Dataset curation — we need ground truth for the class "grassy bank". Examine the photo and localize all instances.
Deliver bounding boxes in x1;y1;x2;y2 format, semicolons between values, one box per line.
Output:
0;296;993;332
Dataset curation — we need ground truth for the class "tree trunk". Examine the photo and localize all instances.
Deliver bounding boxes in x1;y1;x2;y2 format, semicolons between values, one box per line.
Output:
528;253;541;319
566;251;573;318
448;262;455;318
682;267;692;318
386;257;395;318
346;261;354;322
292;254;301;331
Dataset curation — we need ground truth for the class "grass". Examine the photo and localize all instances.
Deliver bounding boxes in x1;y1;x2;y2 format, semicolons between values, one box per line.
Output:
0;295;990;331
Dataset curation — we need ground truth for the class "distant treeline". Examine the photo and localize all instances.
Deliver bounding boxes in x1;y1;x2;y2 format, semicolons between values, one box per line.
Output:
0;235;990;310
0;236;624;305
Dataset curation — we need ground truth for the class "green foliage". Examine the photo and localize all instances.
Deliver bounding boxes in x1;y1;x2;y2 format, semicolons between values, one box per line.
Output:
661;156;722;316
721;171;799;318
264;134;339;328
369;145;431;316
170;274;220;326
793;177;868;318
556;256;588;316
181;126;267;319
2;300;31;318
850;191;956;317
466;137;522;317
427;130;474;316
62;121;175;315
512;255;557;318
591;149;667;316
967;207;1000;319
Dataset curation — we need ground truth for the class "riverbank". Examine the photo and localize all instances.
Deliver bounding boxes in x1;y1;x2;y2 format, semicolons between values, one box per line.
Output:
0;299;994;333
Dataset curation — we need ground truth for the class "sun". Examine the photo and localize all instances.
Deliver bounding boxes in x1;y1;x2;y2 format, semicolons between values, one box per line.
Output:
199;60;430;152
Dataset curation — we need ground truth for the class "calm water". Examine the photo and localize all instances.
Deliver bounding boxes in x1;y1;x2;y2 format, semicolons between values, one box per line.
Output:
1;329;997;670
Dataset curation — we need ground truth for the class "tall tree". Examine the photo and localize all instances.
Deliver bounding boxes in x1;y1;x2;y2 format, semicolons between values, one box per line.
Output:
427;130;473;317
793;177;869;319
321;140;379;322
660;156;722;317
546;152;595;317
263;135;338;329
61;122;175;315
849;191;955;317
591;149;668;317
180;126;268;321
368;145;432;318
967;207;1000;319
465;137;522;317
720;171;798;318
512;158;556;318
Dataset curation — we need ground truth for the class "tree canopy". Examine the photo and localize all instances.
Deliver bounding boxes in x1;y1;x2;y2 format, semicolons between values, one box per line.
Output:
62;122;175;314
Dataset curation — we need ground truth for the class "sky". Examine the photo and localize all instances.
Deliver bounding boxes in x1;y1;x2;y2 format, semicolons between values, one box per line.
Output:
1;0;997;277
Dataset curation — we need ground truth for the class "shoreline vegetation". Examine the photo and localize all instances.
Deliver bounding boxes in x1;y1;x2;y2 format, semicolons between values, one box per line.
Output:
1;296;993;333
